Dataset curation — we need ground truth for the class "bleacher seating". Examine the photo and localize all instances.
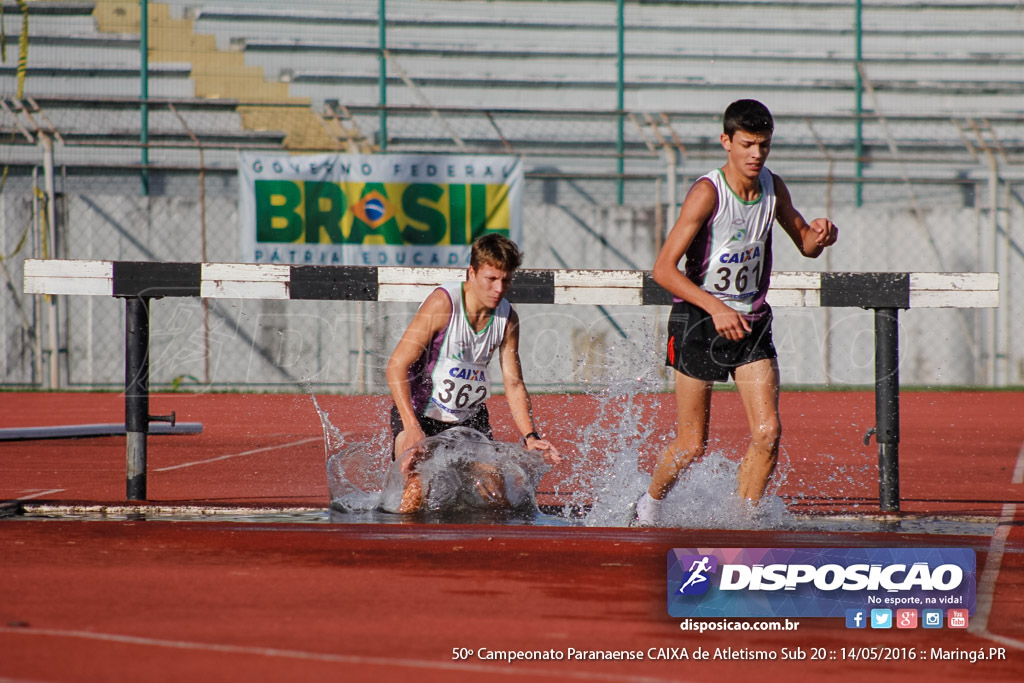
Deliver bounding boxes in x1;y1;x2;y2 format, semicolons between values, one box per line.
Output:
2;1;1022;390
2;0;1023;180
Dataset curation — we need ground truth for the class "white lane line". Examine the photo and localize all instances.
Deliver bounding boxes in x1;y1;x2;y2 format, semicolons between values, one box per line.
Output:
968;437;1024;650
0;627;675;683
153;437;323;472
11;489;66;501
971;503;1015;636
1013;437;1024;485
2;489;67;513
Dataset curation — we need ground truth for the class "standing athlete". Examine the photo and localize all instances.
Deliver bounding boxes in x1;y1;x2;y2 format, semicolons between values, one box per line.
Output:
386;233;559;513
635;99;838;526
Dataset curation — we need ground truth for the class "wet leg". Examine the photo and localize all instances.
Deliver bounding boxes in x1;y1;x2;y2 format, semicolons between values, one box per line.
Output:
394;431;425;513
648;370;713;499
733;358;782;502
469;462;508;507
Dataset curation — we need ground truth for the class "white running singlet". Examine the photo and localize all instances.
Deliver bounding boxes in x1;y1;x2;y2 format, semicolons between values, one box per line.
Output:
681;167;776;317
418;281;510;423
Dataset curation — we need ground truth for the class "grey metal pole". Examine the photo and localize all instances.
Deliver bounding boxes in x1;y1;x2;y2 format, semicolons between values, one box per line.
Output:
665;145;677;231
125;296;150;500
40;133;60;389
140;0;150;196
875;307;900;512
854;0;863;207
615;0;624;205
378;0;387;151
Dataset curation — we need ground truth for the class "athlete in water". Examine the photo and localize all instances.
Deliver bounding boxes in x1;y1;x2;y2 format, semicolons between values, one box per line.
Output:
385;233;559;513
635;99;839;526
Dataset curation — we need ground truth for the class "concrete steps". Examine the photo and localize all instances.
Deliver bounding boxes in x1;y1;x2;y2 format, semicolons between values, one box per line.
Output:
92;0;338;150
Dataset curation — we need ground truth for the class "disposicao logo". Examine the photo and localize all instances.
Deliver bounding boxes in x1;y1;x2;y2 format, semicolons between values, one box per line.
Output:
676;555;718;596
667;548;976;619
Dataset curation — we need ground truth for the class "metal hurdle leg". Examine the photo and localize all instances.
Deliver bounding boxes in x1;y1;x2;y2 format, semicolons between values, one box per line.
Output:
874;307;901;513
124;296;174;501
823;274;908;515
125;297;150;500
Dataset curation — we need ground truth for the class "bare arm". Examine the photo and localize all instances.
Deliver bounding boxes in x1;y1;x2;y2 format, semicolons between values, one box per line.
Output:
773;173;838;258
499;308;560;462
385;289;452;453
652;179;753;341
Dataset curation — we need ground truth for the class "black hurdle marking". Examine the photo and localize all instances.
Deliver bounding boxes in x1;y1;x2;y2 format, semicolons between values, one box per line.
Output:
821;272;910;309
507;269;555;304
289;265;380;301
641;271;673;306
113;261;201;298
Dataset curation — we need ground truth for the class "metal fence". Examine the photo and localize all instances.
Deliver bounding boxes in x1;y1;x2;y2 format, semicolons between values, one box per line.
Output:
2;0;1022;391
2;127;1020;392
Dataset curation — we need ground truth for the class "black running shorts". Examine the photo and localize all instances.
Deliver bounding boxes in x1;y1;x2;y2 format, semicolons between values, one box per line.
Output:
665;300;777;382
389;404;493;459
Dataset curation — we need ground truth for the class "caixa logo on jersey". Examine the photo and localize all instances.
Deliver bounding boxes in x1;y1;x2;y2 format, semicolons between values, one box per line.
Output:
667;548;976;618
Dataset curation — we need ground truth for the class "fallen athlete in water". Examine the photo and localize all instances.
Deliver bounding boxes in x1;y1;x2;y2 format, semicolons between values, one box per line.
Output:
379;427;552;514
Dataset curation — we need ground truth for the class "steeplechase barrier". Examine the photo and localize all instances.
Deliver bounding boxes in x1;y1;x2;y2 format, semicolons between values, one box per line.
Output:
23;259;998;512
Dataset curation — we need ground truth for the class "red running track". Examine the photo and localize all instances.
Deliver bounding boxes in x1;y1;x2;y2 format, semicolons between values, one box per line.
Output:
1;391;1023;681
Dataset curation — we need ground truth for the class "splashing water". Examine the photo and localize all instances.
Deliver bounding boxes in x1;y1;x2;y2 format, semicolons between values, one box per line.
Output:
378;427;550;514
559;373;796;530
313;395;388;512
314;395;551;517
559;373;658;526
651;452;793;529
311;322;860;529
550;331;799;530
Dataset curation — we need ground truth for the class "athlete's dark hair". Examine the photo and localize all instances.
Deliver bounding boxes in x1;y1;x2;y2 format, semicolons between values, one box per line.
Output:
470;233;523;272
723;99;774;139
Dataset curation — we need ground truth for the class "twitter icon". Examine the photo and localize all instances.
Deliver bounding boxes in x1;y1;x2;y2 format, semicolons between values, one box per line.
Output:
870;609;893;629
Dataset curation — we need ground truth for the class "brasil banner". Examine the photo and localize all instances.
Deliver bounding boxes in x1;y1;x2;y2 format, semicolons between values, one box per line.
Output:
238;152;523;266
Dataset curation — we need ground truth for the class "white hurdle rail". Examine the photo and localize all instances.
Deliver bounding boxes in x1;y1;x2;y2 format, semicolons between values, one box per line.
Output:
24;259;999;511
23;259;998;308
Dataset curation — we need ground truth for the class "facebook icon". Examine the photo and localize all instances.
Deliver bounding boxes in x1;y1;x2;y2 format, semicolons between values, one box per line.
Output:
846;609;867;629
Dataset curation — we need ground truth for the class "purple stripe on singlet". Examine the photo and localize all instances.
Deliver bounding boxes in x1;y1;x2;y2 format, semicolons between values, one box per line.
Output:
409;288;453;415
676;180;718;303
748;231;774;318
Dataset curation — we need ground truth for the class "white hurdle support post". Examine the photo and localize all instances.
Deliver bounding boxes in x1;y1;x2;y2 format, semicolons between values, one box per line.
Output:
24;260;998;510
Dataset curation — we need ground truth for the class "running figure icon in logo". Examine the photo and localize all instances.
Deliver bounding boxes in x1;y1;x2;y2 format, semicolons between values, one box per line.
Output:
677;555;718;595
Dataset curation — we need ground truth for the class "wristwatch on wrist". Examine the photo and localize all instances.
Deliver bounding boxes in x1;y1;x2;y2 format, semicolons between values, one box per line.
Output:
522;431;541;445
